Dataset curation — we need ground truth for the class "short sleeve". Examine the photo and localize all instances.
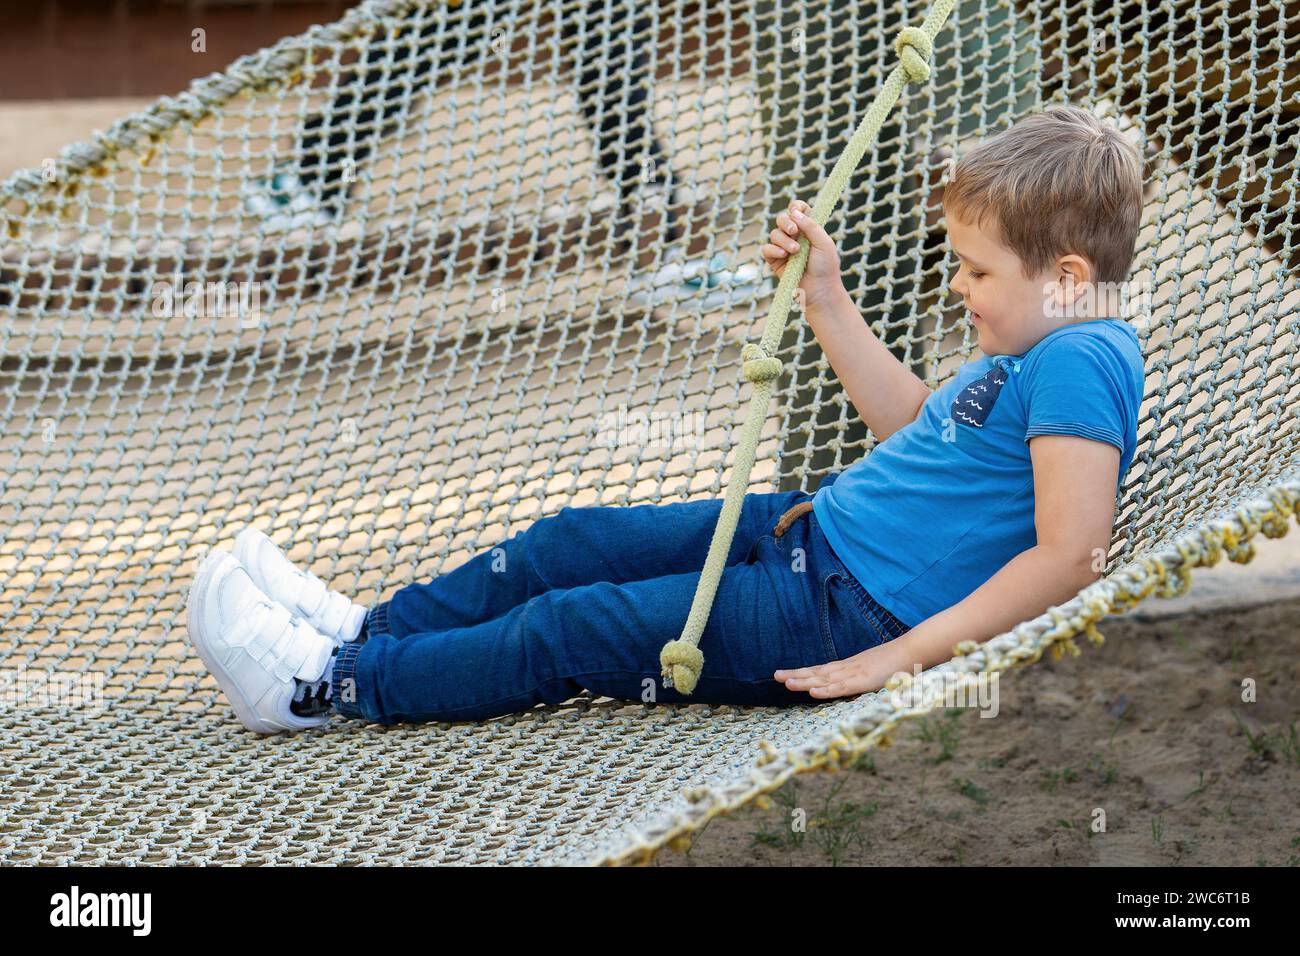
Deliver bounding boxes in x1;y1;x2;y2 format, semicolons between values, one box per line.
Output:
1022;334;1128;454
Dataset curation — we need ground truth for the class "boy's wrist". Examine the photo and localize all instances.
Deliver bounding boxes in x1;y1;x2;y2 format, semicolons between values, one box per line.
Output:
802;279;848;317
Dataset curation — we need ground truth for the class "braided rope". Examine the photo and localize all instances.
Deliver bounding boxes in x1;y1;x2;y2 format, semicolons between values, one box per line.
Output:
658;4;959;694
0;0;418;225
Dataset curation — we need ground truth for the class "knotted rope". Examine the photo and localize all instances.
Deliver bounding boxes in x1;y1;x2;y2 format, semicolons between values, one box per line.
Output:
658;0;958;694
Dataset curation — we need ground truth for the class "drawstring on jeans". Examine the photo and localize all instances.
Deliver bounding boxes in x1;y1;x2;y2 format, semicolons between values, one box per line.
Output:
772;501;815;538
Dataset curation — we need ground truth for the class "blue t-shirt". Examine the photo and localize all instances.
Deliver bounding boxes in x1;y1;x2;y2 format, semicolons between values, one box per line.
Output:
812;317;1145;628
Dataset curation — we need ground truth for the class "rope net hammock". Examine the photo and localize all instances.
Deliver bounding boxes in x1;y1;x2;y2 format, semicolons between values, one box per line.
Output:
1;0;1298;865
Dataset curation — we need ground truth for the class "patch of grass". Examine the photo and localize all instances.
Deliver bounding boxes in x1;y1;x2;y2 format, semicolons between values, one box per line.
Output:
951;777;989;807
748;780;806;853
1232;711;1298;768
1180;768;1208;803
1228;636;1245;666
1269;721;1299;766
977;752;1009;771
807;775;878;864
914;709;963;764
849;752;877;774
1152;815;1164;845
749;774;881;864
1086;751;1118;786
1232;709;1271;758
1039;765;1081;793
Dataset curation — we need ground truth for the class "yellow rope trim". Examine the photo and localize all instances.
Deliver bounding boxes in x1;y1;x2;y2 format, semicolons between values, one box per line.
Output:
607;482;1300;864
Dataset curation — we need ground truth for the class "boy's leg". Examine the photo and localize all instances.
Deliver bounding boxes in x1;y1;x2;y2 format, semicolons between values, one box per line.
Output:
297;0;675;230
332;516;844;724
298;10;485;208
378;488;810;639
574;1;684;253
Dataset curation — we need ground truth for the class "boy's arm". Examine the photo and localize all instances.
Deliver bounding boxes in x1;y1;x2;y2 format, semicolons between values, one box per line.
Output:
805;282;932;441
775;434;1120;697
874;434;1117;671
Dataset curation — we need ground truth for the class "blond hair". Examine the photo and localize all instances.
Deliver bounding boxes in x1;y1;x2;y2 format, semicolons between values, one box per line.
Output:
942;104;1144;285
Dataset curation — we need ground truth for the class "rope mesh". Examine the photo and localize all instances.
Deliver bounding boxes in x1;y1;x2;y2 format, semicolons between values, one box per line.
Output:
1;0;1298;865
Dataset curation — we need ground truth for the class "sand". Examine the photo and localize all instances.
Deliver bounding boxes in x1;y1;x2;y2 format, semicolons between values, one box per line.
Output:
650;595;1300;865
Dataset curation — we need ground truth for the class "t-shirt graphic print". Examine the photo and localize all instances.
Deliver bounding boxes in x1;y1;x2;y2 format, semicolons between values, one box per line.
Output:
951;364;1008;429
950;358;1017;427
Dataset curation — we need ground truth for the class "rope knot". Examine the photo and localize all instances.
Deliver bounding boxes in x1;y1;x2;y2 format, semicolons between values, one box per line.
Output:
741;343;783;384
894;27;932;84
660;640;704;695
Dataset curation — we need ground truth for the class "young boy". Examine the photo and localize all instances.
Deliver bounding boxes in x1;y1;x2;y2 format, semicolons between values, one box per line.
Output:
187;103;1146;733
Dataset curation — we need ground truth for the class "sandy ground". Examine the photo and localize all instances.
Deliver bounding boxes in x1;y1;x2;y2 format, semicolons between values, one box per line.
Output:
655;595;1300;866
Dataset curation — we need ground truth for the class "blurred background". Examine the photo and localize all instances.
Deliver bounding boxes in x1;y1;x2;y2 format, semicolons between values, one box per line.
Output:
0;1;357;178
4;0;1299;613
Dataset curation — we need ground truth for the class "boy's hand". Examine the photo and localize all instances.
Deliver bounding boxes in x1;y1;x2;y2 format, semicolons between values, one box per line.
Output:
761;198;844;311
774;643;903;699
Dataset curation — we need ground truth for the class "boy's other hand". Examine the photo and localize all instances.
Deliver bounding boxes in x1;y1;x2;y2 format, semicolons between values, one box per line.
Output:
761;198;844;311
774;642;902;699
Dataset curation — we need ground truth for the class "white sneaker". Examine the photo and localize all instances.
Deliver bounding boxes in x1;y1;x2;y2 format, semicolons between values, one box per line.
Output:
233;527;367;646
626;249;773;312
240;167;336;233
186;549;338;734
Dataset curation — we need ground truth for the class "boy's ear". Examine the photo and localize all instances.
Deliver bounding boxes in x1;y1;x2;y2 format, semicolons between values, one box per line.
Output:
1057;253;1093;289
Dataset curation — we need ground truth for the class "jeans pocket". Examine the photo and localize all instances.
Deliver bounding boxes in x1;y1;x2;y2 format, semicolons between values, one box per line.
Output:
746;532;776;565
820;572;885;660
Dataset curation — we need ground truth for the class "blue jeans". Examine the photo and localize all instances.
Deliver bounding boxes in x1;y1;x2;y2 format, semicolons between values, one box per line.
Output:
331;471;911;724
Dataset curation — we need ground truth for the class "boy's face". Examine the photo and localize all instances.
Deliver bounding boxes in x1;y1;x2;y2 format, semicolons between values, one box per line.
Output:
945;209;1093;356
